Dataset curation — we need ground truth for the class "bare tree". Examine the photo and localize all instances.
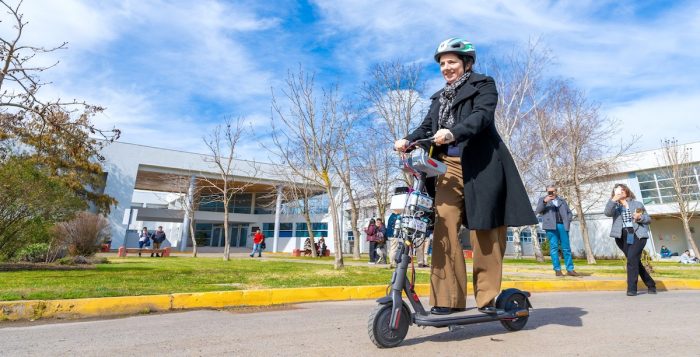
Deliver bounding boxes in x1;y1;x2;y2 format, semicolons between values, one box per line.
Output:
362;60;427;186
273;172;321;258
330;107;363;259
549;81;633;264
162;173;204;257
270;68;347;269
486;38;552;259
354;140;397;222
200;117;257;261
656;139;700;256
0;0;119;154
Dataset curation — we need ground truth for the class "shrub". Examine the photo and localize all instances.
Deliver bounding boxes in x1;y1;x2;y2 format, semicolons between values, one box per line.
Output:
58;255;90;265
0;158;84;260
53;212;110;257
15;243;50;263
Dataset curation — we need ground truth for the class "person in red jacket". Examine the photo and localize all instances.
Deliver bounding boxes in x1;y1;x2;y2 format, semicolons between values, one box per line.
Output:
250;229;265;258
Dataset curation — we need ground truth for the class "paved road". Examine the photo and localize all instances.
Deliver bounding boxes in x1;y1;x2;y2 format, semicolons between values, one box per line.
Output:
2;291;699;356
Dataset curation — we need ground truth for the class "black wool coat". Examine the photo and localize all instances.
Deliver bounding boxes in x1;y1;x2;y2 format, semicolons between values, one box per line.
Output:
405;72;538;230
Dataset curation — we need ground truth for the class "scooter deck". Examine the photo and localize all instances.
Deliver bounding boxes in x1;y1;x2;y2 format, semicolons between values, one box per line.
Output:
414;308;513;328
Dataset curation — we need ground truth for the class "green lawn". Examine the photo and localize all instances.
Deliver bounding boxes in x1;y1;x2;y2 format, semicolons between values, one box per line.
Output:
0;257;429;301
1;256;698;301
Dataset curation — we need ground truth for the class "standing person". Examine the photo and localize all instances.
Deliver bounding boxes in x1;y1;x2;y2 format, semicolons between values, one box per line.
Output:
250;229;264;258
138;227;151;257
394;37;537;315
375;218;387;264
365;219;378;264
386;212;401;268
151;226;166;257
536;185;579;276
604;183;656;296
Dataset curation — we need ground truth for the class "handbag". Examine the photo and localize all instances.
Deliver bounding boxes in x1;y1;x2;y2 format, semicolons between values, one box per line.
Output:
261;241;266;250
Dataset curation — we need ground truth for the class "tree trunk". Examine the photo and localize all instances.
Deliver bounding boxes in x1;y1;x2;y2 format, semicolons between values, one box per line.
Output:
512;226;522;259
350;202;361;260
681;216;700;256
531;224;544;262
303;211;318;258
326;187;344;269
223;205;230;261
573;195;596;264
189;214;198;258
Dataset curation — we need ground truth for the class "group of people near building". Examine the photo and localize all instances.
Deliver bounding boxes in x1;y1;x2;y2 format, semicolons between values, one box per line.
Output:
137;226;167;257
364;214;432;267
303;237;327;257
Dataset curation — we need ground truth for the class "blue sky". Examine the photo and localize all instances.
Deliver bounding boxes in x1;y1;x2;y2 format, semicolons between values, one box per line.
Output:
6;0;700;160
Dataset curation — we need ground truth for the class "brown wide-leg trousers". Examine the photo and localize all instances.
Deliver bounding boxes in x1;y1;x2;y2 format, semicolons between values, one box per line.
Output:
429;155;507;309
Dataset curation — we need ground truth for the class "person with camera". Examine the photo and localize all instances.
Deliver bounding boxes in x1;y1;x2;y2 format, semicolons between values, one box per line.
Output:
394;37;537;315
536;185;578;276
604;183;656;296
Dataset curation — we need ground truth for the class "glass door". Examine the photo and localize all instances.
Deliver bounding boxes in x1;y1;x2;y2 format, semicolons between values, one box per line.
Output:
239;226;248;247
212;225;223;247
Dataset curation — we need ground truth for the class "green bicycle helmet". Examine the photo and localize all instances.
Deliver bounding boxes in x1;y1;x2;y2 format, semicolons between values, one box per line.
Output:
434;37;476;63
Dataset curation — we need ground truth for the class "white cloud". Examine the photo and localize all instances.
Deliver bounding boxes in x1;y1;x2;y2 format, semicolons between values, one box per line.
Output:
606;91;700;150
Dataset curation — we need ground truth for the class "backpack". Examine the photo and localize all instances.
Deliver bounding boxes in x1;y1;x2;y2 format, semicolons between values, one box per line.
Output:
375;230;385;245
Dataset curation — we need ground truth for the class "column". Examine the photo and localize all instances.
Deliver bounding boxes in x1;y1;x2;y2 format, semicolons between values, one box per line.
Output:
273;185;283;252
179;175;196;252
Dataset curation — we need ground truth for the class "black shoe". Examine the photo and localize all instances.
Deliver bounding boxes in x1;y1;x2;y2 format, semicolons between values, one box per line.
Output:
138;252;141;257
478;306;498;314
430;306;453;315
150;253;154;257
626;290;637;296
648;287;657;294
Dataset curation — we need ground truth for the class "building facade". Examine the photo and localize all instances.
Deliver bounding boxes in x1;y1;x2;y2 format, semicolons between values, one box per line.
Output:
100;142;340;253
507;141;700;259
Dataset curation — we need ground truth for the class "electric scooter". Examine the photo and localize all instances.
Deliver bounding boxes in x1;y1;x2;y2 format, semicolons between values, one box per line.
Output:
368;138;533;348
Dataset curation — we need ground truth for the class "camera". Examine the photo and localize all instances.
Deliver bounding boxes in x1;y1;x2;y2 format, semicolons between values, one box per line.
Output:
547;191;554;196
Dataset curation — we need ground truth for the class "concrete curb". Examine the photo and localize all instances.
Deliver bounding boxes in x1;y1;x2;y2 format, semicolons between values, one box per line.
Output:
2;279;699;322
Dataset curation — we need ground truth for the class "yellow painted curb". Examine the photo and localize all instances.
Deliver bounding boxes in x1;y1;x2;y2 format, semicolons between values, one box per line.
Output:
1;279;699;322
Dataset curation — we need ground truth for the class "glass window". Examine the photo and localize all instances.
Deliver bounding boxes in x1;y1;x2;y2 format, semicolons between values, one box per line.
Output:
194;223;213;246
639;181;657;191
255;194;276;214
199;195;225;212
296;222;328;237
636;171;655;182
262;222;293;237
232;193;252;214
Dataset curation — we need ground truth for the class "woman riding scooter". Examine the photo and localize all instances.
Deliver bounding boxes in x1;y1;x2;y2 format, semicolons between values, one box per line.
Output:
394;37;537;315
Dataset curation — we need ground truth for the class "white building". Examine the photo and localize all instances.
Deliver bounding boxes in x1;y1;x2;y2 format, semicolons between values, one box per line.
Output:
506;141;700;259
100;142;341;253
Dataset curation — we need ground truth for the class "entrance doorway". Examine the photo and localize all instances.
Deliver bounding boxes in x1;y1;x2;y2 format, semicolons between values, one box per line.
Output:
210;224;249;247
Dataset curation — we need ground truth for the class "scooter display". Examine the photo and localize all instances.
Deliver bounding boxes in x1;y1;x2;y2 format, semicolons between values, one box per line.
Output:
368;139;532;348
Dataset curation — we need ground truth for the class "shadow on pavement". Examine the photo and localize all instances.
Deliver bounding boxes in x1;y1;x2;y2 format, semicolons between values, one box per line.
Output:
400;306;587;346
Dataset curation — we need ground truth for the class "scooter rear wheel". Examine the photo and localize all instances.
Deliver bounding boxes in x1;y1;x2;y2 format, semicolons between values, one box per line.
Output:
498;293;529;331
368;304;410;348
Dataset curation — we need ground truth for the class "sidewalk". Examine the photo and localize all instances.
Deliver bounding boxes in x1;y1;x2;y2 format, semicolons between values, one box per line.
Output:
2;276;699;322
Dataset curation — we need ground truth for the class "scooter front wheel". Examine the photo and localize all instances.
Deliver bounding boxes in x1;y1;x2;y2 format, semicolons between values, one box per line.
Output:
499;293;529;331
368;304;410;348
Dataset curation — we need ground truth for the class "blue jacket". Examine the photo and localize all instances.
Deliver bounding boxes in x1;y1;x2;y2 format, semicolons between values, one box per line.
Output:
603;199;651;239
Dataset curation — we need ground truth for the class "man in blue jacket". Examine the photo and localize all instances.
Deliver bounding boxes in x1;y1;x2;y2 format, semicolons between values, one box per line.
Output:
536;185;579;276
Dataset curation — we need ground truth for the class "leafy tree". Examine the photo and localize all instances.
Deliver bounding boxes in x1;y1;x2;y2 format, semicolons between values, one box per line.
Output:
0;0;118;212
0;157;84;259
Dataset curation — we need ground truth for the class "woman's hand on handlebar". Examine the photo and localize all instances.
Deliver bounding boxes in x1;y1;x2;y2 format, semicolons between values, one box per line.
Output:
394;139;409;151
433;129;454;146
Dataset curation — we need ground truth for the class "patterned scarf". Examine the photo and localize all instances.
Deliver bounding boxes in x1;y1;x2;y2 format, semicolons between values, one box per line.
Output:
438;71;471;129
